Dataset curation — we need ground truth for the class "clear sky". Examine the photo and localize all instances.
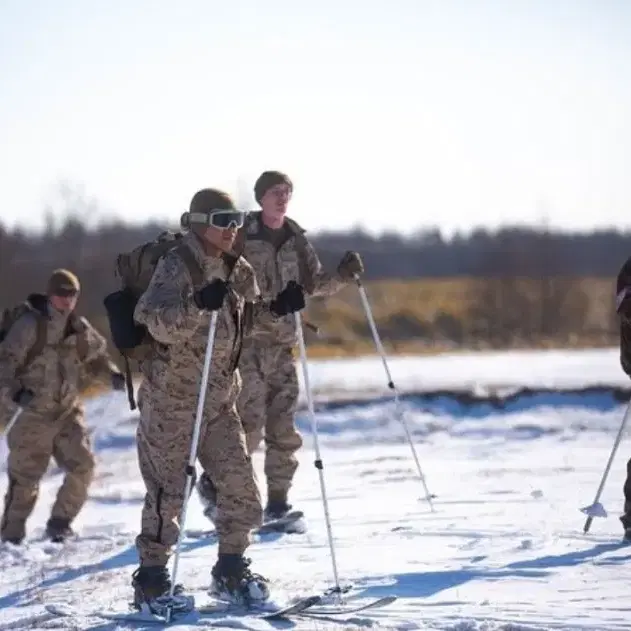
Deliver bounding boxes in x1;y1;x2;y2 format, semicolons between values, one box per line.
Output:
1;0;630;236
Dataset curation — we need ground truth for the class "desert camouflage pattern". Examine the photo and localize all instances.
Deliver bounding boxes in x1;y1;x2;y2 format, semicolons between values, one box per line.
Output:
132;231;263;566
81;354;123;389
237;212;348;346
0;307;108;414
0;307;110;541
223;213;352;496
238;340;301;498
1;407;95;542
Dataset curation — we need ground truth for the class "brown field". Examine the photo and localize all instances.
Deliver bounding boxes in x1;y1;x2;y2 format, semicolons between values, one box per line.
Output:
82;275;618;399
300;276;617;358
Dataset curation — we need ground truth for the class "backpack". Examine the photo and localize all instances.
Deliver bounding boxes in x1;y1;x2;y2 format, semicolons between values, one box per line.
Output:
103;230;206;410
0;293;89;376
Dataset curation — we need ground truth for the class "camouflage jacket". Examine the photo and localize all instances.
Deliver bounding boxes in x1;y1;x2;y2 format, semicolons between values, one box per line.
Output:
233;212;348;346
133;230;272;400
0;303;109;416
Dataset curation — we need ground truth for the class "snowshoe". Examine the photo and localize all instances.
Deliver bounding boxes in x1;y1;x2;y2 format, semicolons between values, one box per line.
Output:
132;565;193;616
45;517;75;543
209;554;270;606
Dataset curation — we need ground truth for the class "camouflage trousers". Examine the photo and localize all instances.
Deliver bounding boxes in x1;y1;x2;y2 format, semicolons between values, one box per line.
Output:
1;404;95;543
622;458;631;528
135;372;262;567
239;340;302;500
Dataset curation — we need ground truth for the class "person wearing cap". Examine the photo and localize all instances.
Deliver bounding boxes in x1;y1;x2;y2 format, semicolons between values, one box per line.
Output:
129;188;301;612
0;269;124;545
196;170;364;528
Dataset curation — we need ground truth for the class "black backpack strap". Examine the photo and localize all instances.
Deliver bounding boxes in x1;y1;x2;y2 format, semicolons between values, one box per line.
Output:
175;244;205;288
284;218;313;293
20;313;47;374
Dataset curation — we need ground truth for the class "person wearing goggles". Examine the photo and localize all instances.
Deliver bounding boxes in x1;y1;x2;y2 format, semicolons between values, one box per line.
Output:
131;188;304;611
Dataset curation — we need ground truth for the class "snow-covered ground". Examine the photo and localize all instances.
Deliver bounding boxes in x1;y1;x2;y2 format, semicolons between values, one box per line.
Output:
2;347;631;630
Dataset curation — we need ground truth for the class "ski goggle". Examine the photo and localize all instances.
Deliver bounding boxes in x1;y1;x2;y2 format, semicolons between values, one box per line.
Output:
188;209;246;230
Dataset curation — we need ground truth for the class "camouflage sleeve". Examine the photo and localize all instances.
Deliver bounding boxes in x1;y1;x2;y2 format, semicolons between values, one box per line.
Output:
83;352;121;380
231;257;260;303
302;239;347;297
0;313;38;406
134;251;206;345
232;257;281;327
78;317;109;364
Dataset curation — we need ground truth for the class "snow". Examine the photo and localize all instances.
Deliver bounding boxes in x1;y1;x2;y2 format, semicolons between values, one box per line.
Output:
296;347;630;402
2;347;631;630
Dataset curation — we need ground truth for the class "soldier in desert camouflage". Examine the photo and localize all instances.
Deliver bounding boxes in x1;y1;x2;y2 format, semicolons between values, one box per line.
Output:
0;269;125;545
130;188;305;609
196;171;364;526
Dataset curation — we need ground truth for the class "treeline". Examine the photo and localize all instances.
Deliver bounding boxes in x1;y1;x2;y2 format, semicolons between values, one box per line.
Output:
0;214;628;356
314;226;631;278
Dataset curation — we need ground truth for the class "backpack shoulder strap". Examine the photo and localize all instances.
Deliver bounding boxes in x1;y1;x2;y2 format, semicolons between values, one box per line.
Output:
22;312;47;370
231;212;259;259
231;227;247;259
64;314;90;362
285;218;313;293
175;244;205;288
75;317;90;362
221;252;241;280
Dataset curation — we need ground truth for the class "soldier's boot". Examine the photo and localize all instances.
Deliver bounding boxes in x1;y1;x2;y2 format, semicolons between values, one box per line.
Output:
132;565;192;615
45;517;75;543
209;554;270;605
263;490;293;522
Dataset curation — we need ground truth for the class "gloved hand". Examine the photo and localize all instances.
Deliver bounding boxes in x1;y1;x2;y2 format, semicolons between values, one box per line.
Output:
193;279;229;311
111;372;126;392
12;388;34;407
337;251;364;280
270;281;306;316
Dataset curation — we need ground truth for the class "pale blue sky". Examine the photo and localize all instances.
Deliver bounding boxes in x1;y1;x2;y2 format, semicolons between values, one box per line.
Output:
1;0;630;236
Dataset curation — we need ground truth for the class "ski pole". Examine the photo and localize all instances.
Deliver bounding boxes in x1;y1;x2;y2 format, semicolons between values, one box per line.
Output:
295;310;346;601
3;406;23;437
581;399;631;533
353;275;436;510
0;407;23;465
166;310;219;622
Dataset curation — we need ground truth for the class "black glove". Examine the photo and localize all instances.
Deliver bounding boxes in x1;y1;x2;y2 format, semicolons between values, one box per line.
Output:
12;388;34;407
270;281;306;316
337;251;364;280
193;279;229;311
111;372;126;392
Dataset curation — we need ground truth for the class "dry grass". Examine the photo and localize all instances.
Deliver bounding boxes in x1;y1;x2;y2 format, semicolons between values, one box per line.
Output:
301;276;616;354
80;276;618;400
